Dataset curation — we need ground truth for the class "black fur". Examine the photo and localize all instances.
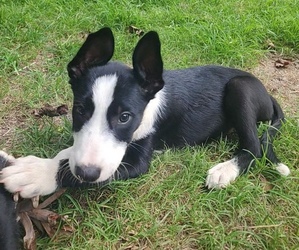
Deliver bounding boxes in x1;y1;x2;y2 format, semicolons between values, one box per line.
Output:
57;27;285;187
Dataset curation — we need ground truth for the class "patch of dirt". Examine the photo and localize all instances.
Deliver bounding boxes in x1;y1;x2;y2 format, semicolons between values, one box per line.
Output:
251;55;299;116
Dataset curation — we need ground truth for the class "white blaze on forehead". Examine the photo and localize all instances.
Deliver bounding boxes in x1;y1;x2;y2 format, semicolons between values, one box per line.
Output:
91;74;118;129
132;89;166;141
70;74;127;182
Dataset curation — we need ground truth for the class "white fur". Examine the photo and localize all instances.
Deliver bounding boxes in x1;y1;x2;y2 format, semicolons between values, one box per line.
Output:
70;74;127;182
205;158;240;189
0;148;71;198
276;163;290;176
132;89;166;141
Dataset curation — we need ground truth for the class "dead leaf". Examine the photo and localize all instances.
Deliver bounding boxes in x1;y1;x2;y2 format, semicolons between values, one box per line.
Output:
56;105;69;116
128;25;145;37
32;104;68;118
27;208;60;225
16;189;67;250
61;224;75;233
274;59;291;69
41;220;56;238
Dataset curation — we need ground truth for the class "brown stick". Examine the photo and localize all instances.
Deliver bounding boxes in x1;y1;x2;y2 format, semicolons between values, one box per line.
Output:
37;188;67;209
19;212;36;250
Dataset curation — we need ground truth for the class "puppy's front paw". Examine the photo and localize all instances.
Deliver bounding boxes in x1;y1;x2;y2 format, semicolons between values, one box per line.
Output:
0;155;58;198
205;159;240;189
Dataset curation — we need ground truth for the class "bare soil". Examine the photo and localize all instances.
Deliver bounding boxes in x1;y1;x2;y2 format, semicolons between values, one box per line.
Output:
251;55;299;116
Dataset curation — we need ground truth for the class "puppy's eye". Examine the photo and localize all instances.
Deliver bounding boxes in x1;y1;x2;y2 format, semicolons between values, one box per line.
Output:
118;112;131;124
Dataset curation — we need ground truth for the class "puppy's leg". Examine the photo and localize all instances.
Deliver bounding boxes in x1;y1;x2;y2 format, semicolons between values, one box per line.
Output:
0;148;72;198
206;75;289;189
115;136;154;180
260;96;290;176
206;123;261;189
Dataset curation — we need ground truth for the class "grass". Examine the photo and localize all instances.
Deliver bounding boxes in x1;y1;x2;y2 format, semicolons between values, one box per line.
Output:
0;0;298;249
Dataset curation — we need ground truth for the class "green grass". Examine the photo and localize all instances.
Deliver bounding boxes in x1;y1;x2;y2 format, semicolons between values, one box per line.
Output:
0;0;298;249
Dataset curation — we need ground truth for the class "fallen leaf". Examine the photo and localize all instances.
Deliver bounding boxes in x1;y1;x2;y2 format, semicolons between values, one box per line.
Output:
32;104;68;118
128;25;145;37
274;59;291;69
16;189;67;250
61;224;75;233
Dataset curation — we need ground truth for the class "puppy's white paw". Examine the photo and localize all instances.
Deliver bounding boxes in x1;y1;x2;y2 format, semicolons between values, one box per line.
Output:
276;163;290;176
0;155;58;198
206;159;240;189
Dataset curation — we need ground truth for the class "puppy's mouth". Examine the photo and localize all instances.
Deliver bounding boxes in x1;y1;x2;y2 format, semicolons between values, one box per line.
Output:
68;135;128;184
68;155;123;184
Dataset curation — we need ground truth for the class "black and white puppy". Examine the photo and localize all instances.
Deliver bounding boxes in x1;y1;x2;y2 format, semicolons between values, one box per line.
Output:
0;152;19;250
0;27;290;199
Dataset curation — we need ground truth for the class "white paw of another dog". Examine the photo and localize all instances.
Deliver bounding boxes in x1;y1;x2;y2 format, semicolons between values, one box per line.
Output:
205;159;240;189
0;152;58;198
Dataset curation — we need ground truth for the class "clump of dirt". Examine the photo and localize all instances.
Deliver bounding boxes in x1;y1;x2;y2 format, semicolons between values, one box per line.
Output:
251;55;299;116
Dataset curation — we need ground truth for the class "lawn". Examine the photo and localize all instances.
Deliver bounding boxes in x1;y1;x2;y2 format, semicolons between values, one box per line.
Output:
0;0;298;249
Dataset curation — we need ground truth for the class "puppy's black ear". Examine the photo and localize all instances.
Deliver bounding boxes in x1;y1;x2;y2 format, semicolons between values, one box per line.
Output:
133;31;164;97
67;27;114;79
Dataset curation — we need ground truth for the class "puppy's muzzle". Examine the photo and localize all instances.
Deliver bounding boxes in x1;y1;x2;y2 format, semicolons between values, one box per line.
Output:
75;165;101;182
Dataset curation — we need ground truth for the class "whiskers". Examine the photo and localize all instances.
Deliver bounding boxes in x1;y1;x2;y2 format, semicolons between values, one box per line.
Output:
57;140;151;188
58;159;112;189
129;142;148;154
114;141;152;180
57;159;82;188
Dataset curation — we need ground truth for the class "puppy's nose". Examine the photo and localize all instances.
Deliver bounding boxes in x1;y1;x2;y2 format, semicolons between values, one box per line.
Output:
75;165;101;182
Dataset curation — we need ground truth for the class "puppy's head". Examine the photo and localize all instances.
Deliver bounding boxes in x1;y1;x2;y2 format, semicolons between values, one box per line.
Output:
67;27;165;183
